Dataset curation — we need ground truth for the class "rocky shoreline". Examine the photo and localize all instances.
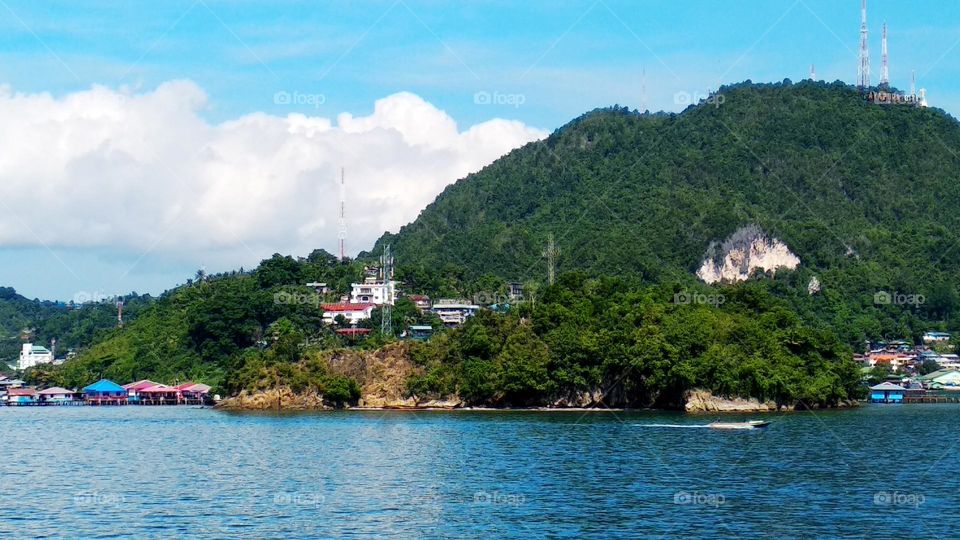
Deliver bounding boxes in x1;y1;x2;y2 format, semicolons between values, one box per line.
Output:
217;388;858;413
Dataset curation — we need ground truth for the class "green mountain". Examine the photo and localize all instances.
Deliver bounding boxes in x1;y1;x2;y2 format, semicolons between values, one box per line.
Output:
33;80;957;407
378;80;960;344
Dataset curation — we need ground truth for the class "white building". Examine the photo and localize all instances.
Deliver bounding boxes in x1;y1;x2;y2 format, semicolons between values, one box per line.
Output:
18;343;54;370
350;277;396;306
431;300;480;327
322;303;376;325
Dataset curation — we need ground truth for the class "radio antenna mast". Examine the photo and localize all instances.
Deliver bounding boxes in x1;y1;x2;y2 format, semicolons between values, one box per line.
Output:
880;22;889;88
857;0;871;89
338;167;347;261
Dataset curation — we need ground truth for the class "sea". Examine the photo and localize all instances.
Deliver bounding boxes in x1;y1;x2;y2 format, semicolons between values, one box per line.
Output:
0;404;956;538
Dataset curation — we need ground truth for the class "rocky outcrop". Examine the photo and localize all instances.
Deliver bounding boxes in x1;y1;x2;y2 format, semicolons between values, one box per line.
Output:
217;387;330;411
217;343;466;411
551;388;606;408
697;224;800;284
683;389;779;413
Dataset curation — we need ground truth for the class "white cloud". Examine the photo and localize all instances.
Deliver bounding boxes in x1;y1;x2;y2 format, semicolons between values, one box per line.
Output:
0;81;546;268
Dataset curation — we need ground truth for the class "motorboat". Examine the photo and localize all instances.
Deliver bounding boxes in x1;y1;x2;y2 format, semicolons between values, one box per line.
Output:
708;420;770;430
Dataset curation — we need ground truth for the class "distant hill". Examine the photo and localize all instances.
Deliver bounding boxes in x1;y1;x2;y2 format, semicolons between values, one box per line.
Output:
0;287;151;371
375;80;960;344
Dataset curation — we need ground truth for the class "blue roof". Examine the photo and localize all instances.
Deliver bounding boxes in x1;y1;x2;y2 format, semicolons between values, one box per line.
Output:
82;379;125;393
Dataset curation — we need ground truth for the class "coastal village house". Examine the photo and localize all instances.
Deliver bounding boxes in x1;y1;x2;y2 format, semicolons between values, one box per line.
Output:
123;380;160;403
6;387;38;406
176;383;212;402
83;379;128;405
38;387;79;404
869;382;906;403
918;369;960;389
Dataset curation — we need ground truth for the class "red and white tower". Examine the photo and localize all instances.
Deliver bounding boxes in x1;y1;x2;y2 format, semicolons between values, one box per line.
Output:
880;22;890;88
858;0;871;89
338;167;347;261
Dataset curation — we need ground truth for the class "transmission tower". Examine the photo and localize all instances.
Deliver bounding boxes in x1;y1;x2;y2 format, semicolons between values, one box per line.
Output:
543;234;560;286
857;0;871;89
117;299;124;328
338;167;347;261
880;22;889;88
380;244;393;336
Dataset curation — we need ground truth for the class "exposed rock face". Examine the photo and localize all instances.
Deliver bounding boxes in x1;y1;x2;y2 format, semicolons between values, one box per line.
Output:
551;389;606;408
217;387;329;411
683;389;779;413
697;224;800;284
326;343;423;408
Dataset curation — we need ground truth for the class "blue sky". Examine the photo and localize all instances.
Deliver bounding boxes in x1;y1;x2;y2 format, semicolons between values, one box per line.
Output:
2;0;960;300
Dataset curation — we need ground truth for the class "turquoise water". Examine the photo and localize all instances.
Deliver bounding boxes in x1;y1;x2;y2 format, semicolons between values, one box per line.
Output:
0;405;956;538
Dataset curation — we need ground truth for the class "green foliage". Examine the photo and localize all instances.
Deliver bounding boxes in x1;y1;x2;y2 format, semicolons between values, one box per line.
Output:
372;81;960;347
409;276;860;408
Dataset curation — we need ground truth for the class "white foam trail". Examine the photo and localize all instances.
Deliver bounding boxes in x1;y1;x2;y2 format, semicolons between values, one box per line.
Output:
633;424;711;429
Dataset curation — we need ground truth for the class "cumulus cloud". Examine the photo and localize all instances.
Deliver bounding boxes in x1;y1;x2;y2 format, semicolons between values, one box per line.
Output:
0;81;546;268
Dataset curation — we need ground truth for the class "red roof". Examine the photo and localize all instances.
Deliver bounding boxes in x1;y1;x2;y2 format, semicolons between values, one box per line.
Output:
322;303;375;312
8;388;37;396
408;295;429;301
336;328;372;335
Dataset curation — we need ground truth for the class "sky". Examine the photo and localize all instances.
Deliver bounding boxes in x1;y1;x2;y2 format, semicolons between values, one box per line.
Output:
2;0;960;301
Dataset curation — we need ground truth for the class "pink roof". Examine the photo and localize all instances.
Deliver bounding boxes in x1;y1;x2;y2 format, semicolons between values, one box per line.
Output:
39;387;76;395
178;383;211;393
321;303;375;312
123;379;159;391
140;384;178;393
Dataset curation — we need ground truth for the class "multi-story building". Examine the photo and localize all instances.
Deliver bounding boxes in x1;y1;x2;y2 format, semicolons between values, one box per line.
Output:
18;343;54;370
350;277;396;305
431;300;480;327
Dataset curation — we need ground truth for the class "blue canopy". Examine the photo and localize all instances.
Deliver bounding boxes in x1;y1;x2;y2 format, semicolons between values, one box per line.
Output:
82;379;125;393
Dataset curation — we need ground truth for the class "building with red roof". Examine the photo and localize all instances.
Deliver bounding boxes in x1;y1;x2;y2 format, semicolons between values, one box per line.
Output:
321;303;375;325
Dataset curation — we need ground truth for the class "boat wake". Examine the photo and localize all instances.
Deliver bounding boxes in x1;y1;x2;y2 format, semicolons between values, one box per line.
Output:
633;423;711;429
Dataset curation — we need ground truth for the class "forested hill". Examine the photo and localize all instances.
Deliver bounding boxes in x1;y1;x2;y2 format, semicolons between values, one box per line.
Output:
0;287;151;370
376;80;960;341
